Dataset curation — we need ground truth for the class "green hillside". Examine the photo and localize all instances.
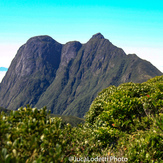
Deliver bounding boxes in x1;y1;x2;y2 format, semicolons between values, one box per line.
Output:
0;75;162;162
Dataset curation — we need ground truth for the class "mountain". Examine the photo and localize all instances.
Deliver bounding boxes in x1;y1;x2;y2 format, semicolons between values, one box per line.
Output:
0;33;162;117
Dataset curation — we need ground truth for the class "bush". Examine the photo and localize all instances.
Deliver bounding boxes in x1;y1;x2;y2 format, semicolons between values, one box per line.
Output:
85;75;163;162
0;106;73;162
0;75;163;162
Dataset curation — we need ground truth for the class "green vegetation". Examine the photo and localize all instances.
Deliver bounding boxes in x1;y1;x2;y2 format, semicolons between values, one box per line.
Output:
85;75;163;162
0;75;163;162
0;108;85;127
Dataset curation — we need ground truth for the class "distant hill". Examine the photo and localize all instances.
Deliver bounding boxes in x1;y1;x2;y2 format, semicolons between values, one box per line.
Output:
0;33;162;117
50;114;85;127
0;67;8;71
0;107;10;115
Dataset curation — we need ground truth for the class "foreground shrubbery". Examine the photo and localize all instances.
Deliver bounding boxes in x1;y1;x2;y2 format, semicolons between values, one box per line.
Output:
0;76;163;162
85;75;163;162
0;106;101;163
0;106;72;162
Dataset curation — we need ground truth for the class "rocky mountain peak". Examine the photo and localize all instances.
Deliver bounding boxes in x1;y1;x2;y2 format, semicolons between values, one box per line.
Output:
91;33;104;39
13;35;62;79
61;41;82;66
26;35;55;44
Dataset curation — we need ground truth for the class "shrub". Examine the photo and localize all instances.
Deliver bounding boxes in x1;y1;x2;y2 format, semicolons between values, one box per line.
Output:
0;106;73;162
0;75;163;162
85;75;163;162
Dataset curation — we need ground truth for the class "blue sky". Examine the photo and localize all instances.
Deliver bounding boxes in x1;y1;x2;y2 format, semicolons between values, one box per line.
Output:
0;0;163;81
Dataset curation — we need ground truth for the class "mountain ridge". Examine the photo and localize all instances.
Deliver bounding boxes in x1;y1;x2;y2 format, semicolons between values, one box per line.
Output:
0;33;162;117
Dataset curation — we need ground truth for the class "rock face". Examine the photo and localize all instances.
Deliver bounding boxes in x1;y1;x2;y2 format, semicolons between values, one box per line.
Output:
0;33;162;117
0;36;62;110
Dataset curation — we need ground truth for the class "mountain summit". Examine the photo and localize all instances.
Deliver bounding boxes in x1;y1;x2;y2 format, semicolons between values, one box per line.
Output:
91;33;105;39
0;33;162;117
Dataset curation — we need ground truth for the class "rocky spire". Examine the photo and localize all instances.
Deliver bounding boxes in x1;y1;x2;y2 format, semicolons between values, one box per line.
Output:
91;33;104;39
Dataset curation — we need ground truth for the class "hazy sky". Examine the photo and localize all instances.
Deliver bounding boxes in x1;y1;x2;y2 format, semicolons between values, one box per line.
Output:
0;0;163;82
